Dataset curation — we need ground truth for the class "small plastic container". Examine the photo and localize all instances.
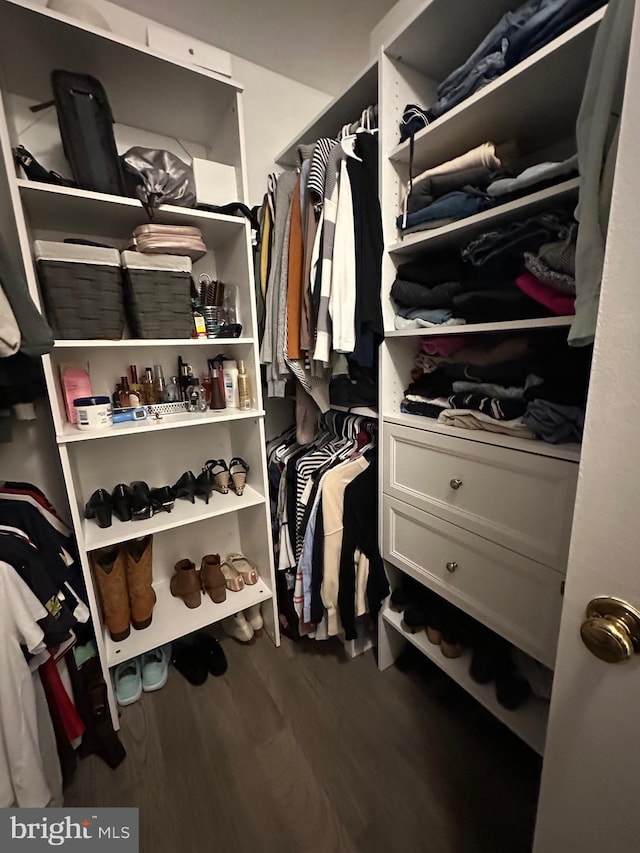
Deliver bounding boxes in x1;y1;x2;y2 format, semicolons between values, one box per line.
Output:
73;396;113;431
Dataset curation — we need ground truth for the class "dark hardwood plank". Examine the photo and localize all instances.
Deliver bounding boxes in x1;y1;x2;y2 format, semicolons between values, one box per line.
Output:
64;633;540;853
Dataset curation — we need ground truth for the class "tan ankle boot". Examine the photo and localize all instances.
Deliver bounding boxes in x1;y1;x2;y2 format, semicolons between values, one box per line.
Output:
124;536;156;630
91;546;131;642
200;554;226;603
170;559;202;608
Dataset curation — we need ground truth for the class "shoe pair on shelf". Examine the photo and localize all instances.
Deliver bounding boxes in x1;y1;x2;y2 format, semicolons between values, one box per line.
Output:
172;457;250;505
90;535;156;642
221;607;263;644
113;644;170;706
170;552;258;609
171;633;228;685
393;582;478;659
85;482;174;529
469;629;533;711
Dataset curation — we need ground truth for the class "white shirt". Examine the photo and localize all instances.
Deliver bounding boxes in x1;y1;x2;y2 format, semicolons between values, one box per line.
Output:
0;561;51;807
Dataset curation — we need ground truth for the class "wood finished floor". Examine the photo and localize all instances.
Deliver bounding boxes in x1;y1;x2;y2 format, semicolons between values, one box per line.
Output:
65;634;541;853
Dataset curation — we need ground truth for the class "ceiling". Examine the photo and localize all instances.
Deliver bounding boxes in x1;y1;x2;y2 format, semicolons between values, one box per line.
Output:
110;0;398;94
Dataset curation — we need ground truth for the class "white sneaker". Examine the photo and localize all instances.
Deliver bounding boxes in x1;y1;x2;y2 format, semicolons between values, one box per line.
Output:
243;604;263;637
221;612;255;644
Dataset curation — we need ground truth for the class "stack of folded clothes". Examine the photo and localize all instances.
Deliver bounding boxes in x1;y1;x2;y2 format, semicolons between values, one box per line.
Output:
392;208;577;327
397;142;507;234
401;330;591;444
409;0;607;125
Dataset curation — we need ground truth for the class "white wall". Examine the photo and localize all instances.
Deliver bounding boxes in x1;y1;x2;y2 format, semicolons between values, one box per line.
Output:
370;0;422;53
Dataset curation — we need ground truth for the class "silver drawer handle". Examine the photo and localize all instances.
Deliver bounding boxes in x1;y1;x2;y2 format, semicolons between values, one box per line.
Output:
446;561;458;573
449;478;463;490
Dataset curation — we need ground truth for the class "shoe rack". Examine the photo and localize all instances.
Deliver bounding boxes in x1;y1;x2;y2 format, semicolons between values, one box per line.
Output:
0;0;279;727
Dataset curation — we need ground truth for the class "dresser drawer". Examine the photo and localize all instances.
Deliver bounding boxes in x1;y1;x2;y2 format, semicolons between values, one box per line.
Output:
382;496;563;667
383;423;577;570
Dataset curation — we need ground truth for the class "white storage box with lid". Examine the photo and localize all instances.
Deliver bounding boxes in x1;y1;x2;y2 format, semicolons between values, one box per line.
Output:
120;251;193;339
34;241;123;340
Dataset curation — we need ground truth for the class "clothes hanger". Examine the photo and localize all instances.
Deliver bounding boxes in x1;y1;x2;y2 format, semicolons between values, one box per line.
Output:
340;122;363;162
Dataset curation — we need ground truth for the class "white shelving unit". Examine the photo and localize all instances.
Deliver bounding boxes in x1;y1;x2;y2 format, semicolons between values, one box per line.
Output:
375;0;600;752
0;0;278;727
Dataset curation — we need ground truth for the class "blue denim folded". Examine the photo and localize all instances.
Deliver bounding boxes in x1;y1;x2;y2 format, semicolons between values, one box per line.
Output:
429;54;506;119
397;191;493;231
396;306;453;323
437;0;549;98
506;0;605;67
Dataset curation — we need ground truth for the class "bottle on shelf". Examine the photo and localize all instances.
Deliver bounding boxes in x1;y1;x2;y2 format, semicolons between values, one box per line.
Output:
186;379;208;413
153;365;166;402
164;376;181;402
208;365;226;410
129;365;142;399
140;367;156;404
237;360;252;411
222;359;239;409
119;376;140;408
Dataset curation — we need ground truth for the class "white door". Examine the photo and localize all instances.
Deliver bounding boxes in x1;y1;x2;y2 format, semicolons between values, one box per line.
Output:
534;3;640;850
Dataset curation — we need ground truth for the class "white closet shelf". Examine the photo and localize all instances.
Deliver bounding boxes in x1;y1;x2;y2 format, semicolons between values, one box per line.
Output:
53;338;254;349
330;405;379;418
386;316;574;338
57;408;265;444
17;181;246;247
383;414;581;463
382;605;548;754
275;59;378;167
0;0;241;145
389;179;580;255
105;577;273;667
83;485;265;551
388;9;604;172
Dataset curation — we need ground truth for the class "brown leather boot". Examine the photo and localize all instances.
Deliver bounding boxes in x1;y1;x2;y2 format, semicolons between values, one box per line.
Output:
200;553;226;603
170;559;202;608
90;546;131;642
124;535;156;630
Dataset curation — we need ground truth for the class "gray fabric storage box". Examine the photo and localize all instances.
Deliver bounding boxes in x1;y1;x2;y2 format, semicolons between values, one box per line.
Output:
121;251;192;339
34;242;123;340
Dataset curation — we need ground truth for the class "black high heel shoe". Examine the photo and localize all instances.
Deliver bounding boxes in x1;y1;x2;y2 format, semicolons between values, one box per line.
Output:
130;481;153;521
171;471;197;504
150;486;175;513
195;470;213;504
85;489;112;528
111;484;133;522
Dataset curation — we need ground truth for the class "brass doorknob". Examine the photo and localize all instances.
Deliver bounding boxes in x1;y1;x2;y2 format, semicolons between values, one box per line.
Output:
580;597;640;663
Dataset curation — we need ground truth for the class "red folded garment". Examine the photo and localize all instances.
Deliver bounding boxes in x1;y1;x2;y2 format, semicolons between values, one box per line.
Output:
516;271;575;316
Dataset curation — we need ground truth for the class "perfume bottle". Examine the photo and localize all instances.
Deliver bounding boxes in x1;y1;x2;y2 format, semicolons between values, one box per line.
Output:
179;363;194;402
140;367;156;405
153;365;166;403
129;365;142;399
164;376;181;402
186;379;208;413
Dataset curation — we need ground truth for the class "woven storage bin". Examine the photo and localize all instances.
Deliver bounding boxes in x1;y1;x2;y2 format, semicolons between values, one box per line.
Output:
121;251;192;339
34;242;123;339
